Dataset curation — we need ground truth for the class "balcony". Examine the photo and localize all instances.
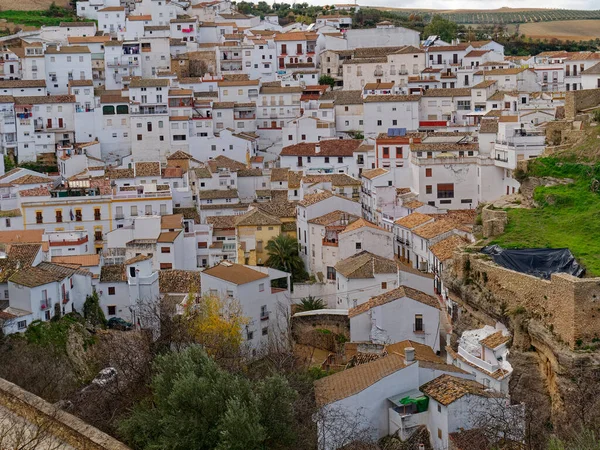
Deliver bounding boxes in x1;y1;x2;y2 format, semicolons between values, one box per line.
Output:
322;238;338;247
94;213;102;221
396;236;410;246
40;299;50;311
115;214;125;220
260;312;269;321
62;292;70;304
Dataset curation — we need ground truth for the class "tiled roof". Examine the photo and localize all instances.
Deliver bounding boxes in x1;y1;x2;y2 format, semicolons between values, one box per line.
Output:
475;68;526;75
412;220;456;240
340;218;387;234
235;208;281;226
135;161;161;177
314;354;406;407
361;168;388;180
270;167;289;182
10;174;52;185
302;173;361;186
420;374;498;406
363;94;421;103
173;207;200;224
422;88;472;97
207;155;246;171
161;213;183;230
386;340;467;374
45;45;90;54
206;215;237;229
167;150;194;160
257;201;298;218
157;230;182;243
479;330;511;349
349;285;440;318
288;170;303;189
308;210;359;226
198;189;239;199
159;269;200;293
124;254;152;265
429;235;466;262
162;167;183;178
281;140;362;157
9;266;66;287
14;95;76;105
129;78;170;88
479;118;499;134
194;167;212;179
69;79;94;87
52;254;100;266
107;168;134;179
298;190;333;207
202;262;268;285
319;90;363;105
237;168;263;177
0;80;46;88
100;264;126;282
335;251;396;279
395;212;433;229
19;186;50;197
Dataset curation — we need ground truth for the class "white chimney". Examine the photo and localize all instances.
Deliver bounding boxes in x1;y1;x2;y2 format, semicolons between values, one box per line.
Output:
404;347;415;363
315;143;321;153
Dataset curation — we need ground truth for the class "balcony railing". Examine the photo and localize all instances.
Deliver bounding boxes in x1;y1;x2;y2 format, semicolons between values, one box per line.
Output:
396;236;410;246
260;312;269;321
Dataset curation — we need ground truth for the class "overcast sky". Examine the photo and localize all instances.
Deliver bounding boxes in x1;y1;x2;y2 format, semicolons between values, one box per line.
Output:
305;0;599;10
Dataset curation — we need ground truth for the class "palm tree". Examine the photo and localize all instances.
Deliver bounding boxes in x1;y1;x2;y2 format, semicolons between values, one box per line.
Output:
297;296;326;312
264;234;308;286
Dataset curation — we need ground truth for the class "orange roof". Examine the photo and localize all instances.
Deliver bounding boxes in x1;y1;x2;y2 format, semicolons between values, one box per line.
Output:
499;115;519;123
0;230;48;251
202;262;268;285
395;212;433;229
340;218;387;234
128;15;152;21
274;31;313;42
68;36;112;43
52;254;100;266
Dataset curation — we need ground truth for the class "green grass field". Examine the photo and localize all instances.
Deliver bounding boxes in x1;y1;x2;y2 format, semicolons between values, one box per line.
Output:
491;156;600;276
0;10;85;27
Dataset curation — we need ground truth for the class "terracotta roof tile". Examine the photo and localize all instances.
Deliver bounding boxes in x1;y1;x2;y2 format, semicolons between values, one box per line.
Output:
395;213;433;229
361;168;388;180
314;354;406;407
349;285;440;318
430;235;466;262
135;161;161;177
281;140;362;157
157;230;182;243
206;215;237;229
124;254;153;265
412;220;456;240
100;264;127;282
335;251;396;279
52;254;100;266
198;189;238;200
202;262;268;285
159;269;200;293
235;208;281;227
479;330;511;349
161;213;183;230
420;374;499;406
340;218;387;234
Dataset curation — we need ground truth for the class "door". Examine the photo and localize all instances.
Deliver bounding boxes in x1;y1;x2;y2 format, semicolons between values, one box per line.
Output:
281;44;287;55
297;43;302;54
58;118;63;128
437;54;442;64
279;58;284;69
47;118;52;128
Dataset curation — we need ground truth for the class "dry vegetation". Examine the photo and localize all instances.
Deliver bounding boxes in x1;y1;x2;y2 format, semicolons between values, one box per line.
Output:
519;20;600;41
0;0;69;11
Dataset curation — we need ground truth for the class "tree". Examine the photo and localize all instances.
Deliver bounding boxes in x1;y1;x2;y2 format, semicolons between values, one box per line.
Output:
424;15;458;43
118;345;298;450
184;293;249;359
297;296;326;312
319;75;335;88
264;234;308;286
83;291;106;328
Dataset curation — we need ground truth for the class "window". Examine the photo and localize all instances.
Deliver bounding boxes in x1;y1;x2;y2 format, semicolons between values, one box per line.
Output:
438;429;442;440
437;404;442;413
381;282;387;289
247;330;254;340
415;314;423;332
377;120;382;126
259;283;264;292
160;263;173;269
107;305;116;316
437;183;454;199
36;211;43;224
262;327;268;336
355;242;361;250
75;209;82;221
425;168;432;177
426;185;432;194
457;100;471;111
145;205;152;215
5;218;10;227
108;287;116;295
338;157;343;163
396;147;403;158
326;266;336;280
131;205;138;216
382;147;389;158
17;320;27;330
137;134;142;141
161;247;171;253
94;208;101;220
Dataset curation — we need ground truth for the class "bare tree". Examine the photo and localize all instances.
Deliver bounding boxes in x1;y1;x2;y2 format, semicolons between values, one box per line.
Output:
0;406;68;450
314;405;376;450
466;395;526;449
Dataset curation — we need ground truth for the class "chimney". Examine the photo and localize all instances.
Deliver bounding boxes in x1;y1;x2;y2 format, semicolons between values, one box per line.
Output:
315;143;321;153
404;347;415;363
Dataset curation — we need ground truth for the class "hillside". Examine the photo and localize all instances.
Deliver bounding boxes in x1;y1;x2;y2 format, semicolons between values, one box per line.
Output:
491;126;600;276
0;0;70;11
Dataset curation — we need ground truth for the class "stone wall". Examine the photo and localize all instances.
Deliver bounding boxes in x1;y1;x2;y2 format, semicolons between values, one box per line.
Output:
453;252;600;349
481;206;508;238
564;88;600;120
291;313;349;352
0;377;130;449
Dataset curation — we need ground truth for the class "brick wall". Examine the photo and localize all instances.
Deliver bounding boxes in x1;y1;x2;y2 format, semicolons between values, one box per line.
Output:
564;88;600;120
453;253;600;349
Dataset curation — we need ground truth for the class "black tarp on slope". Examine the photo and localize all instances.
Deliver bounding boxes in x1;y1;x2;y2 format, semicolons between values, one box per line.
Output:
481;245;585;280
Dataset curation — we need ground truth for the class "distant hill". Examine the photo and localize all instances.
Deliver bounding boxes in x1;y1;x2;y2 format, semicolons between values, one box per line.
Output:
0;0;70;12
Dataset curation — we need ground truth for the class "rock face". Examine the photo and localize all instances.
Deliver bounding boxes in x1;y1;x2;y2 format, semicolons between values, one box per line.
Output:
519;176;574;208
442;254;600;429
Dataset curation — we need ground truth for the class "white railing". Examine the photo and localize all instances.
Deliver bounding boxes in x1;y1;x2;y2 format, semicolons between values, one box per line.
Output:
458;345;498;373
